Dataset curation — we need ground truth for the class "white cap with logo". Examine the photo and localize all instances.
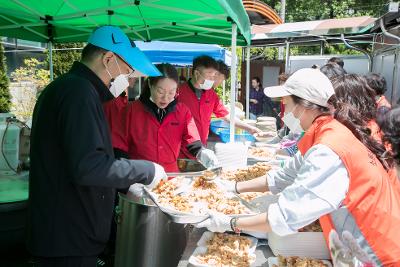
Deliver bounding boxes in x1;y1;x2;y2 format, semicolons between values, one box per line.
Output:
264;68;334;107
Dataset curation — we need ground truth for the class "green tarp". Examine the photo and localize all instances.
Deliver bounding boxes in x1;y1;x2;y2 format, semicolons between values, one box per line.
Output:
0;0;250;45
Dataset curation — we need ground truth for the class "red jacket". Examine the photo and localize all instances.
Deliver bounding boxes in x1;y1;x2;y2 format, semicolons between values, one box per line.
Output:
298;115;400;265
177;81;228;157
114;100;200;172
103;95;129;149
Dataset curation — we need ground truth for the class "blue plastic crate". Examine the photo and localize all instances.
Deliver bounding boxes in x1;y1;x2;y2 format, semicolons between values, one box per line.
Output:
218;129;256;143
210;120;230;135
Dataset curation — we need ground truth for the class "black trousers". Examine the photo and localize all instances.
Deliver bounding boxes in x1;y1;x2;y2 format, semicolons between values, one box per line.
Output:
33;256;97;267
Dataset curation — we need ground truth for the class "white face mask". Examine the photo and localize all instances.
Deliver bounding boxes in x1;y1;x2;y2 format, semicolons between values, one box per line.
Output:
197;71;214;90
199;79;214;90
106;57;129;98
282;105;304;134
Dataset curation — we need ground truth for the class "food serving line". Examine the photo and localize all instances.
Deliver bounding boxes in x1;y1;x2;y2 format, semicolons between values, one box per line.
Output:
113;143;332;267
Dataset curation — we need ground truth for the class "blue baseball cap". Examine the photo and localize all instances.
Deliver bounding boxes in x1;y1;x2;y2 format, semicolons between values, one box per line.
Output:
88;26;161;77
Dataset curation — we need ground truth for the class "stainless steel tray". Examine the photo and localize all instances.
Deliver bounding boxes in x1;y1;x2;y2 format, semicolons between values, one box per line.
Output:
143;186;209;224
167;166;222;179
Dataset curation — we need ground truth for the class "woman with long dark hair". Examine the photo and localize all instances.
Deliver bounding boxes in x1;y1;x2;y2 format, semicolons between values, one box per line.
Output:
195;68;400;265
113;63;218;172
331;74;385;144
381;107;400;177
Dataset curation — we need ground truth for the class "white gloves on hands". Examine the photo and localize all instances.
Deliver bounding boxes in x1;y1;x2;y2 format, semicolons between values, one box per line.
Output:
128;183;145;197
216;179;236;193
195;212;232;233
329;230;372;267
197;148;219;168
145;163;168;189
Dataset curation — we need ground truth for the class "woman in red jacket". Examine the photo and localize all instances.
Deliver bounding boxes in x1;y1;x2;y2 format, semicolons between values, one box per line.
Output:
113;63;218;172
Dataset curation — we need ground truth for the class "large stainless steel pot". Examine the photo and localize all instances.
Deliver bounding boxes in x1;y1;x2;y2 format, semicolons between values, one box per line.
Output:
114;189;187;267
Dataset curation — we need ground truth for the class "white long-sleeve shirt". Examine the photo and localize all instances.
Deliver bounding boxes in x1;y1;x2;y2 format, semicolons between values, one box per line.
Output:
267;144;350;236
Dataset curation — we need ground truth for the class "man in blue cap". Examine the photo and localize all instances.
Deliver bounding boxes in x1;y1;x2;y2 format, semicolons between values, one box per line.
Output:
27;26;165;266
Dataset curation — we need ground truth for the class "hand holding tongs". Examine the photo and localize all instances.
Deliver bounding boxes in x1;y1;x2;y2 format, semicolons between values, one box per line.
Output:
166;166;222;180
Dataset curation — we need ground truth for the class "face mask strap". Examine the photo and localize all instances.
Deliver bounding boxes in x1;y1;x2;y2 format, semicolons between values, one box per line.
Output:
105;67;113;80
103;54;113;80
297;106;306;121
114;55;122;75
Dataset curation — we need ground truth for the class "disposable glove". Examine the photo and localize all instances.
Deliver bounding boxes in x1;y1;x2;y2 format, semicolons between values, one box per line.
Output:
215;179;236;193
195;211;231;233
329;230;374;267
128;183;145;197
197;148;219;168
145;163;168;189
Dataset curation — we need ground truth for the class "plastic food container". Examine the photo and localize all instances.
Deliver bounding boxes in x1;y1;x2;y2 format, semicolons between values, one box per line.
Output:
267;256;332;267
268;231;331;260
218;129;256;143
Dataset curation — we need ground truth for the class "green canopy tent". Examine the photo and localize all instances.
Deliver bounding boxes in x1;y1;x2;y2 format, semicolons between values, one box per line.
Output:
0;0;250;45
0;0;251;142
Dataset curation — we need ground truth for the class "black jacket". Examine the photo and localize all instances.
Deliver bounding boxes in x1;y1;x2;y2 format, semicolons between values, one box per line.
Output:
27;61;155;257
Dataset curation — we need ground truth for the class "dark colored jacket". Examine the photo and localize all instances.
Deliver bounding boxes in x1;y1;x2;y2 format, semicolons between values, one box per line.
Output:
27;61;155;257
249;87;266;115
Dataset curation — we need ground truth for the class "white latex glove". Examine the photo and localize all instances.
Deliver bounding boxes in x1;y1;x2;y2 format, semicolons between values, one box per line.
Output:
128;183;145;197
197;148;219;168
145;163;168;189
195;211;231;233
329;230;373;267
216;179;236;193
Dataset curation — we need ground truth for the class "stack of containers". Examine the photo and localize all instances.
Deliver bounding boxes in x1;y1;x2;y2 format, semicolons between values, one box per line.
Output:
214;143;248;170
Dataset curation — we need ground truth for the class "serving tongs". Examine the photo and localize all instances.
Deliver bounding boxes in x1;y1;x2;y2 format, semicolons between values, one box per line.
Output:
166;166;222;181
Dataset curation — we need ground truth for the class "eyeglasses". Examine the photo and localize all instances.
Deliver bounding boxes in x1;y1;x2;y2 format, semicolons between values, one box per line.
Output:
114;54;135;78
154;86;177;98
126;70;135;78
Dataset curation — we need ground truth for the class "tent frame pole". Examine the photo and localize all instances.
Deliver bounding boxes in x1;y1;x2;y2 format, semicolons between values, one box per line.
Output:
285;41;290;74
49;41;54;81
229;23;237;143
222;80;226;105
245;45;250;120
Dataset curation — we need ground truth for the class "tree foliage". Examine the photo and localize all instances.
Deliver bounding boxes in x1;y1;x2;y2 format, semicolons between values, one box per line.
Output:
10;58;49;121
262;0;388;22
11;58;50;92
0;43;11;113
49;43;82;78
251;0;387;60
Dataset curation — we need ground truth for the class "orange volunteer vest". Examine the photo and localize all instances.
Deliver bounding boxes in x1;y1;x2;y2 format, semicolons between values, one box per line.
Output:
298;115;400;266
